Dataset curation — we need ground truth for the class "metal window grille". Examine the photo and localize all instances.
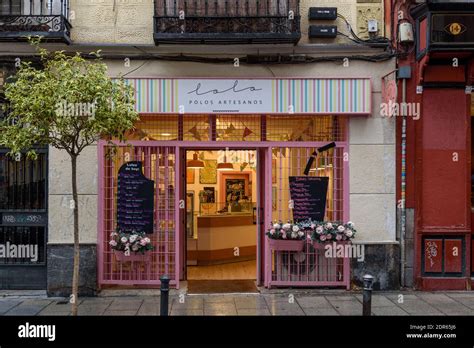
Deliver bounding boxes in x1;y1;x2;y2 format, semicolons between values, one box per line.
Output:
101;145;177;285
131;114;346;143
0;226;45;264
0;152;47;210
268;145;349;288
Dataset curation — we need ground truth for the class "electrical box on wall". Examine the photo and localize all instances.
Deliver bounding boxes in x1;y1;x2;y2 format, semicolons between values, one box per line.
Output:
399;22;414;43
367;19;378;33
309;7;337;20
309;25;337;38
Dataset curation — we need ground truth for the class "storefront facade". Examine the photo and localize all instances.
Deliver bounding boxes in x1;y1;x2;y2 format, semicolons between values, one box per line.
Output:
0;0;398;294
394;0;474;290
97;77;369;288
73;59;397;293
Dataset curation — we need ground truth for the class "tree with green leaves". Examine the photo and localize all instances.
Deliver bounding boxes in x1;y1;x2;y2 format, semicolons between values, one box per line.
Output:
0;39;139;315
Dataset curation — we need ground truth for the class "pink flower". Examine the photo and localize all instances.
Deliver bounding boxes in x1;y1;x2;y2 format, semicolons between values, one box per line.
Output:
144;237;151;244
140;239;147;246
109;240;117;247
269;229;275;235
326;234;332;240
320;235;327;241
281;231;287;239
132;245;139;251
307;234;312;240
336;234;343;241
310;223;316;229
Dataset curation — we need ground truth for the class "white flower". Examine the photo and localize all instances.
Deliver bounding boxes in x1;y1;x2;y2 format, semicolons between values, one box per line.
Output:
325;222;333;229
292;225;300;232
345;229;353;238
282;223;291;230
129;235;137;243
347;221;354;227
337;225;345;232
109;240;117;247
132;245;139;251
273;223;281;229
120;237;128;243
298;231;304;237
144;237;151;244
291;232;298;239
316;226;324;234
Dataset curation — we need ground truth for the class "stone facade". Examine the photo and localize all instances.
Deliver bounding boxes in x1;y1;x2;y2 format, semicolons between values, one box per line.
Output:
0;0;399;294
68;0;383;45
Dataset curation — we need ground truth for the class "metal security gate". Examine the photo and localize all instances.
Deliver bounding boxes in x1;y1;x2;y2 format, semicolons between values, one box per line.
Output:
0;148;48;289
98;143;179;287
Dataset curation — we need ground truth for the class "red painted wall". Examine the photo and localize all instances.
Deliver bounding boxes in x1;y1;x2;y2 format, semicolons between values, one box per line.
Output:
419;89;470;231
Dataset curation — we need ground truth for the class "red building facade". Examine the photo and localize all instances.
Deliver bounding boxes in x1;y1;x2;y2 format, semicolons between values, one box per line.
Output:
395;0;473;290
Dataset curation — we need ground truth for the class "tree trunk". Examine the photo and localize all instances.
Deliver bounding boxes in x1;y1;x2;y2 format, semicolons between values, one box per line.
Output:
71;154;80;316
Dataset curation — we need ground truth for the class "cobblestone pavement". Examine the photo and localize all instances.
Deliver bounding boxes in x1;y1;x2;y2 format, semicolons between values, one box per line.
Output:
0;290;473;316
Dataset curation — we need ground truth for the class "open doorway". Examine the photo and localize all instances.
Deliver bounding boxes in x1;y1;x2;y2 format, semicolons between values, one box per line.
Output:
184;149;258;292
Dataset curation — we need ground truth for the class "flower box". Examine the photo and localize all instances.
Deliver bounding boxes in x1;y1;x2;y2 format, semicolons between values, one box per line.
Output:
113;250;151;262
268;238;305;252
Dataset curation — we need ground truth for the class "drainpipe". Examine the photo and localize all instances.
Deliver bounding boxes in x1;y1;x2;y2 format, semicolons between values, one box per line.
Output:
400;78;407;288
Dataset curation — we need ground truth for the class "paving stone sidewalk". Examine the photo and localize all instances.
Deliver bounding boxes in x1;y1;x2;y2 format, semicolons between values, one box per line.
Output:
0;290;473;316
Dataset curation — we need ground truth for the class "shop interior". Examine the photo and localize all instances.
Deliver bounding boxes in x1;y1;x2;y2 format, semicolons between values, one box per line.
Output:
185;149;258;282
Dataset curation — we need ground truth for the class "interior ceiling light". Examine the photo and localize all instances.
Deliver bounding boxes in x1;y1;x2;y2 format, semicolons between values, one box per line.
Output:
217;152;234;171
187;152;204;169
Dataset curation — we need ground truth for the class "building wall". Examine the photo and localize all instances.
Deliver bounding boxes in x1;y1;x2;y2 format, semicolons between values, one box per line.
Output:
48;59;396;245
43;0;396;292
69;0;385;45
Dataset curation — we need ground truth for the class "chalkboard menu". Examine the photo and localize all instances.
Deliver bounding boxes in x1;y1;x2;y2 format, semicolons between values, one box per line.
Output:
289;176;329;222
117;162;154;234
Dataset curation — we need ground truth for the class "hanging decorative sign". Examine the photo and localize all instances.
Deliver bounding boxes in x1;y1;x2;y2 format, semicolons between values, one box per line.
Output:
289;176;329;222
431;14;474;44
116;161;154;234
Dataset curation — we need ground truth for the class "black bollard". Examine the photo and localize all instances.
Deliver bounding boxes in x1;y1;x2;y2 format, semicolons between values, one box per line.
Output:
362;274;374;316
160;274;170;316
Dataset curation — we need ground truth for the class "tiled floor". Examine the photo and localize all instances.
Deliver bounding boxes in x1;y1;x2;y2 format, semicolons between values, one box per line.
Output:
187;260;256;280
1;290;474;316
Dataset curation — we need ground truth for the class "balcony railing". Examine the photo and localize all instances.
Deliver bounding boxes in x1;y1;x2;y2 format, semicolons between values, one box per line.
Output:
0;0;71;43
154;0;301;44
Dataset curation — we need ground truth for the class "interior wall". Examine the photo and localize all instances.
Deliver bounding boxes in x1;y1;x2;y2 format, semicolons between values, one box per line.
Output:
186;150;257;239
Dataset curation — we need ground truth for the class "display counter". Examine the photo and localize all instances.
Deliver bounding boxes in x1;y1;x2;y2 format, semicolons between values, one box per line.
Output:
187;213;257;265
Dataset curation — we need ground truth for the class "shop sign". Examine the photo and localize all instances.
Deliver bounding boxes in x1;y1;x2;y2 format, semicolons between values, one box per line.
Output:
125;78;372;114
431;14;474;44
180;79;272;113
289;176;329;222
116;162;154;234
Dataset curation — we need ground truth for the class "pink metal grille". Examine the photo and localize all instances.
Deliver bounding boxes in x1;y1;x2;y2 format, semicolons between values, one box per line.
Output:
269;237;350;288
99;144;177;286
267;145;350;288
98;115;349;289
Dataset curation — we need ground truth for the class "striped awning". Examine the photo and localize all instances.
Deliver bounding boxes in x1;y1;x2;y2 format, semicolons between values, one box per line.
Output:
123;78;371;115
